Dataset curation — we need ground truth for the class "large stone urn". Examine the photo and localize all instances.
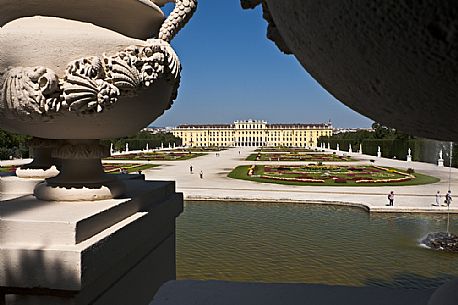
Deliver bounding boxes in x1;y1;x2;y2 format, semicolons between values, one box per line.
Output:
0;0;197;200
242;0;458;141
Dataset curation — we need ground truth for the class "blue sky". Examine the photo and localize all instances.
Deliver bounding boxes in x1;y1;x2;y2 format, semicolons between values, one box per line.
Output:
152;0;373;128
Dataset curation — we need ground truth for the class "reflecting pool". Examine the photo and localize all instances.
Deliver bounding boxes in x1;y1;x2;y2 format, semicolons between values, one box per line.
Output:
176;201;458;288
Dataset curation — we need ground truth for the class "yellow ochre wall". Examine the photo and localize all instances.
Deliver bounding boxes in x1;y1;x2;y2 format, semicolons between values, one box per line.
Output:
171;120;332;147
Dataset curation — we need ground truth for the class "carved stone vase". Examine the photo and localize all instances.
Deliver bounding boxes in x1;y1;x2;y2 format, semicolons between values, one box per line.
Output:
0;0;197;200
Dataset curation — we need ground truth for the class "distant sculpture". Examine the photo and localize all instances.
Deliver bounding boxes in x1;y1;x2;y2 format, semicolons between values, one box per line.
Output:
126;143;129;152
377;146;381;158
438;149;444;167
336;144;339;151
407;148;412;162
359;144;363;154
349;144;352;153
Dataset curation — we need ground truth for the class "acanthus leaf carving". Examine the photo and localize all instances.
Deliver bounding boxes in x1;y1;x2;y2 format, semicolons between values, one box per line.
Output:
0;39;181;119
0;67;61;120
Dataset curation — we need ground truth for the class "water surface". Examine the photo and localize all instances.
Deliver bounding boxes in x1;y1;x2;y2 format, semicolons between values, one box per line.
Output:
177;201;458;288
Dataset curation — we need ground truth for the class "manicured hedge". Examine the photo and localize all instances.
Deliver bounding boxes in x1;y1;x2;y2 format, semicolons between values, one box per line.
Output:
318;138;458;167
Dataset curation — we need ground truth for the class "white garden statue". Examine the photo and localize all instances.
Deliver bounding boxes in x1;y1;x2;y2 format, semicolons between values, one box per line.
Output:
407;148;412;162
438;149;444;167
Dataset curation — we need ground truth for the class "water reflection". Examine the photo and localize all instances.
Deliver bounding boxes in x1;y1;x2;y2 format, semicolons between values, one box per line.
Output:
176;201;458;288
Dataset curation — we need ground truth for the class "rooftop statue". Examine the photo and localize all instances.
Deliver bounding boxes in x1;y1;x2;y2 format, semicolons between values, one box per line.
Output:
0;0;197;200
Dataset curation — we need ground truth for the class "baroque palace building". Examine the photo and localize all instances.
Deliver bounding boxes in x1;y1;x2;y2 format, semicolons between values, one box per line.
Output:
171;119;333;147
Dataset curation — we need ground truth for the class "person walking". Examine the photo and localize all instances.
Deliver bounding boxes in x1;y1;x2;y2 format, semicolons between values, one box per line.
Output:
387;191;394;206
445;190;452;207
199;170;203;179
434;190;441;206
190;165;193;174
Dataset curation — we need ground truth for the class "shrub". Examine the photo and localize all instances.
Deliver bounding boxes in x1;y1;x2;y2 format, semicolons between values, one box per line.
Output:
334;178;347;183
317;161;323;166
370;159;375;163
407;168;415;174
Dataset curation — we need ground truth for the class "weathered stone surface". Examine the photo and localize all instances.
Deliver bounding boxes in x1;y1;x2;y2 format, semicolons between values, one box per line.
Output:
244;1;458;141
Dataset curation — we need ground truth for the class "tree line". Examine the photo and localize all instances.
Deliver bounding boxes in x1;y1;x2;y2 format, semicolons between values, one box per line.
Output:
0;129;181;160
318;123;458;167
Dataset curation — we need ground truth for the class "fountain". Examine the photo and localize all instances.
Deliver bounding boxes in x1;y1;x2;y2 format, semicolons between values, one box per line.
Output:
421;232;458;252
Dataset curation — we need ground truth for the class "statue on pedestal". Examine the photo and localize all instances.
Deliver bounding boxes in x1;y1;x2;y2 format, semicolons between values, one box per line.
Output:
438;149;444;167
407;148;412;162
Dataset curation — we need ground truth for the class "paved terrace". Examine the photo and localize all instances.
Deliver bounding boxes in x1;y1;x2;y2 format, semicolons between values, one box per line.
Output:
105;146;458;214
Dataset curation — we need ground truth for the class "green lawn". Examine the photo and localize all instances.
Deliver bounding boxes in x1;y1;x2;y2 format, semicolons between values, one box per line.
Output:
246;153;356;162
1;164;158;174
255;147;317;153
228;165;440;187
174;147;227;152
106;152;206;161
0;166;15;173
103;163;159;173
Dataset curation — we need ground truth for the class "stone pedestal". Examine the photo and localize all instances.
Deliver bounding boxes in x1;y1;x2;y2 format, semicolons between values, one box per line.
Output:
407;155;412;162
0;177;183;305
0;175;43;196
438;159;444;167
377;152;382;158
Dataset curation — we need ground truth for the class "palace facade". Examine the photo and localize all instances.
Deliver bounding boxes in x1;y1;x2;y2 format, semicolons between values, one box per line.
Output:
171;119;333;147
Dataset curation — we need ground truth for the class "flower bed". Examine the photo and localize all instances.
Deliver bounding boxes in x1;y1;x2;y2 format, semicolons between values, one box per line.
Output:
1;164;156;174
255;147;318;153
107;152;205;161
0;165;16;173
246;153;356;162
228;164;438;186
103;163;157;173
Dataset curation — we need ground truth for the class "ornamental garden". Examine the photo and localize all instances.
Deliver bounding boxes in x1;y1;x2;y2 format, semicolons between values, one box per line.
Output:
107;151;205;161
229;164;439;186
1;163;157;174
246;153;356;162
255;147;317;153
